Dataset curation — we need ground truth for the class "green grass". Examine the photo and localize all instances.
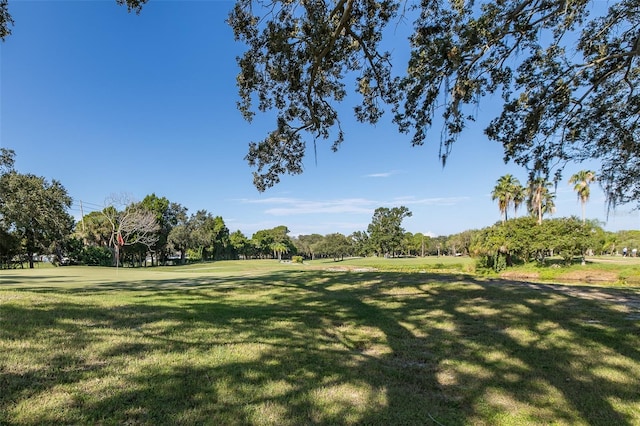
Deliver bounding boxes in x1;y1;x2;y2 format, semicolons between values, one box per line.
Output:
315;256;475;273
1;261;639;425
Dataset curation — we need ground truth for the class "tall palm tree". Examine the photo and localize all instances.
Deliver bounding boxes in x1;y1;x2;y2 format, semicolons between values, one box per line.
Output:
540;188;557;218
569;170;596;223
513;184;526;218
528;177;556;225
491;174;523;223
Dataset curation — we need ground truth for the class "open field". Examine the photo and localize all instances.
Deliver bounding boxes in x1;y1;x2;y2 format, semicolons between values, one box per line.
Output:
1;259;639;425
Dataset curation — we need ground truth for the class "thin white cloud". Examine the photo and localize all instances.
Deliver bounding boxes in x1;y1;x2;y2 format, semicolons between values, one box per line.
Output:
364;170;404;178
288;221;370;237
236;195;470;217
365;172;394;178
389;196;470;206
265;199;375;216
237;197;377;216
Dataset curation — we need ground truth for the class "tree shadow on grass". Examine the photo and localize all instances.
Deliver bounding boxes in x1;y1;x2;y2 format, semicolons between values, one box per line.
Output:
1;270;639;425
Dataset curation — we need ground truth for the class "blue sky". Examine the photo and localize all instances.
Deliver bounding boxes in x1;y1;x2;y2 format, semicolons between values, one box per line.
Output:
1;0;638;237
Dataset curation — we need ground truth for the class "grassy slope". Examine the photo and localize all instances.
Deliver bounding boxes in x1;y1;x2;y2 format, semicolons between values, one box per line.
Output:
1;260;639;425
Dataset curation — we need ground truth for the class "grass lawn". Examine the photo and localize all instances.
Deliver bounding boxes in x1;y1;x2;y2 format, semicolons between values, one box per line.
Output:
1;260;639;425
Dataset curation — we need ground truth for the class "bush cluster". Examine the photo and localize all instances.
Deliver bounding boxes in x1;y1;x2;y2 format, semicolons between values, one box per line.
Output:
471;216;602;272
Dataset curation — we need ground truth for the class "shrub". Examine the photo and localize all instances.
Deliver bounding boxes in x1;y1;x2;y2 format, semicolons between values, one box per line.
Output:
78;246;112;266
186;249;202;262
292;255;304;264
476;253;507;273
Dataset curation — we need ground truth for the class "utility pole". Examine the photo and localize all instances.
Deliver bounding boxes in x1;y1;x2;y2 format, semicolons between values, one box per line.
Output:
79;200;86;232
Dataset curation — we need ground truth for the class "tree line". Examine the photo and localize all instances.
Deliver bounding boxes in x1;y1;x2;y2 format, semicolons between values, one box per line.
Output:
1;0;637;268
1;148;636;270
0;149;416;268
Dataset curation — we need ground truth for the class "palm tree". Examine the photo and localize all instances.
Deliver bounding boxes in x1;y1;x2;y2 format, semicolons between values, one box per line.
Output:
527;177;556;225
541;188;556;218
513;184;526;218
491;174;523;223
569;170;596;223
271;241;289;261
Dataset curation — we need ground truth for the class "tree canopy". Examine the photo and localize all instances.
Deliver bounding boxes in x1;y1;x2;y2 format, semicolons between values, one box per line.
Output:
228;0;640;205
472;216;603;269
0;169;73;268
367;206;412;256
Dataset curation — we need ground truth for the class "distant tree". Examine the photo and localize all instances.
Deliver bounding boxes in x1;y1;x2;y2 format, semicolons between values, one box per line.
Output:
270;225;295;250
229;230;251;260
102;195;160;267
77;211;112;247
367;206;412;257
448;230;477;257
140;194;168;264
411;232;431;257
546;217;600;265
512;184;526;219
433;235;451;256
0;172;73;268
251;229;274;258
190;210;231;260
168;224;192;264
527;178;556;225
316;233;352;261
491;174;523;223
271;241;290;260
251;225;295;259
472;217;538;269
613;230;640;256
140;194;188;265
569;170;596;224
472;216;603;269
293;234;324;260
602;231;618;256
540;187;557;223
350;231;370;257
400;232;421;257
588;222;609;256
399;232;412;256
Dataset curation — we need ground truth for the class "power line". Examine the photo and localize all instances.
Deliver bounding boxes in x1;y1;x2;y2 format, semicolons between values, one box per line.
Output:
73;200;104;209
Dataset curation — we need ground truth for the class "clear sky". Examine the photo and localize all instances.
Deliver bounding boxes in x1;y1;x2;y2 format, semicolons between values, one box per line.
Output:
1;0;638;238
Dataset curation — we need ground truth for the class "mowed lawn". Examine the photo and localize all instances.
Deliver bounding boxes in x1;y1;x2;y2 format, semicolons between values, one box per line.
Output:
1;260;639;425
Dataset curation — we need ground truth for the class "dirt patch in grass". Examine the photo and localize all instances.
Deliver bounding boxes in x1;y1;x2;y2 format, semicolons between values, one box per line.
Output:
500;269;620;284
325;266;377;272
499;271;540;280
557;270;619;283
